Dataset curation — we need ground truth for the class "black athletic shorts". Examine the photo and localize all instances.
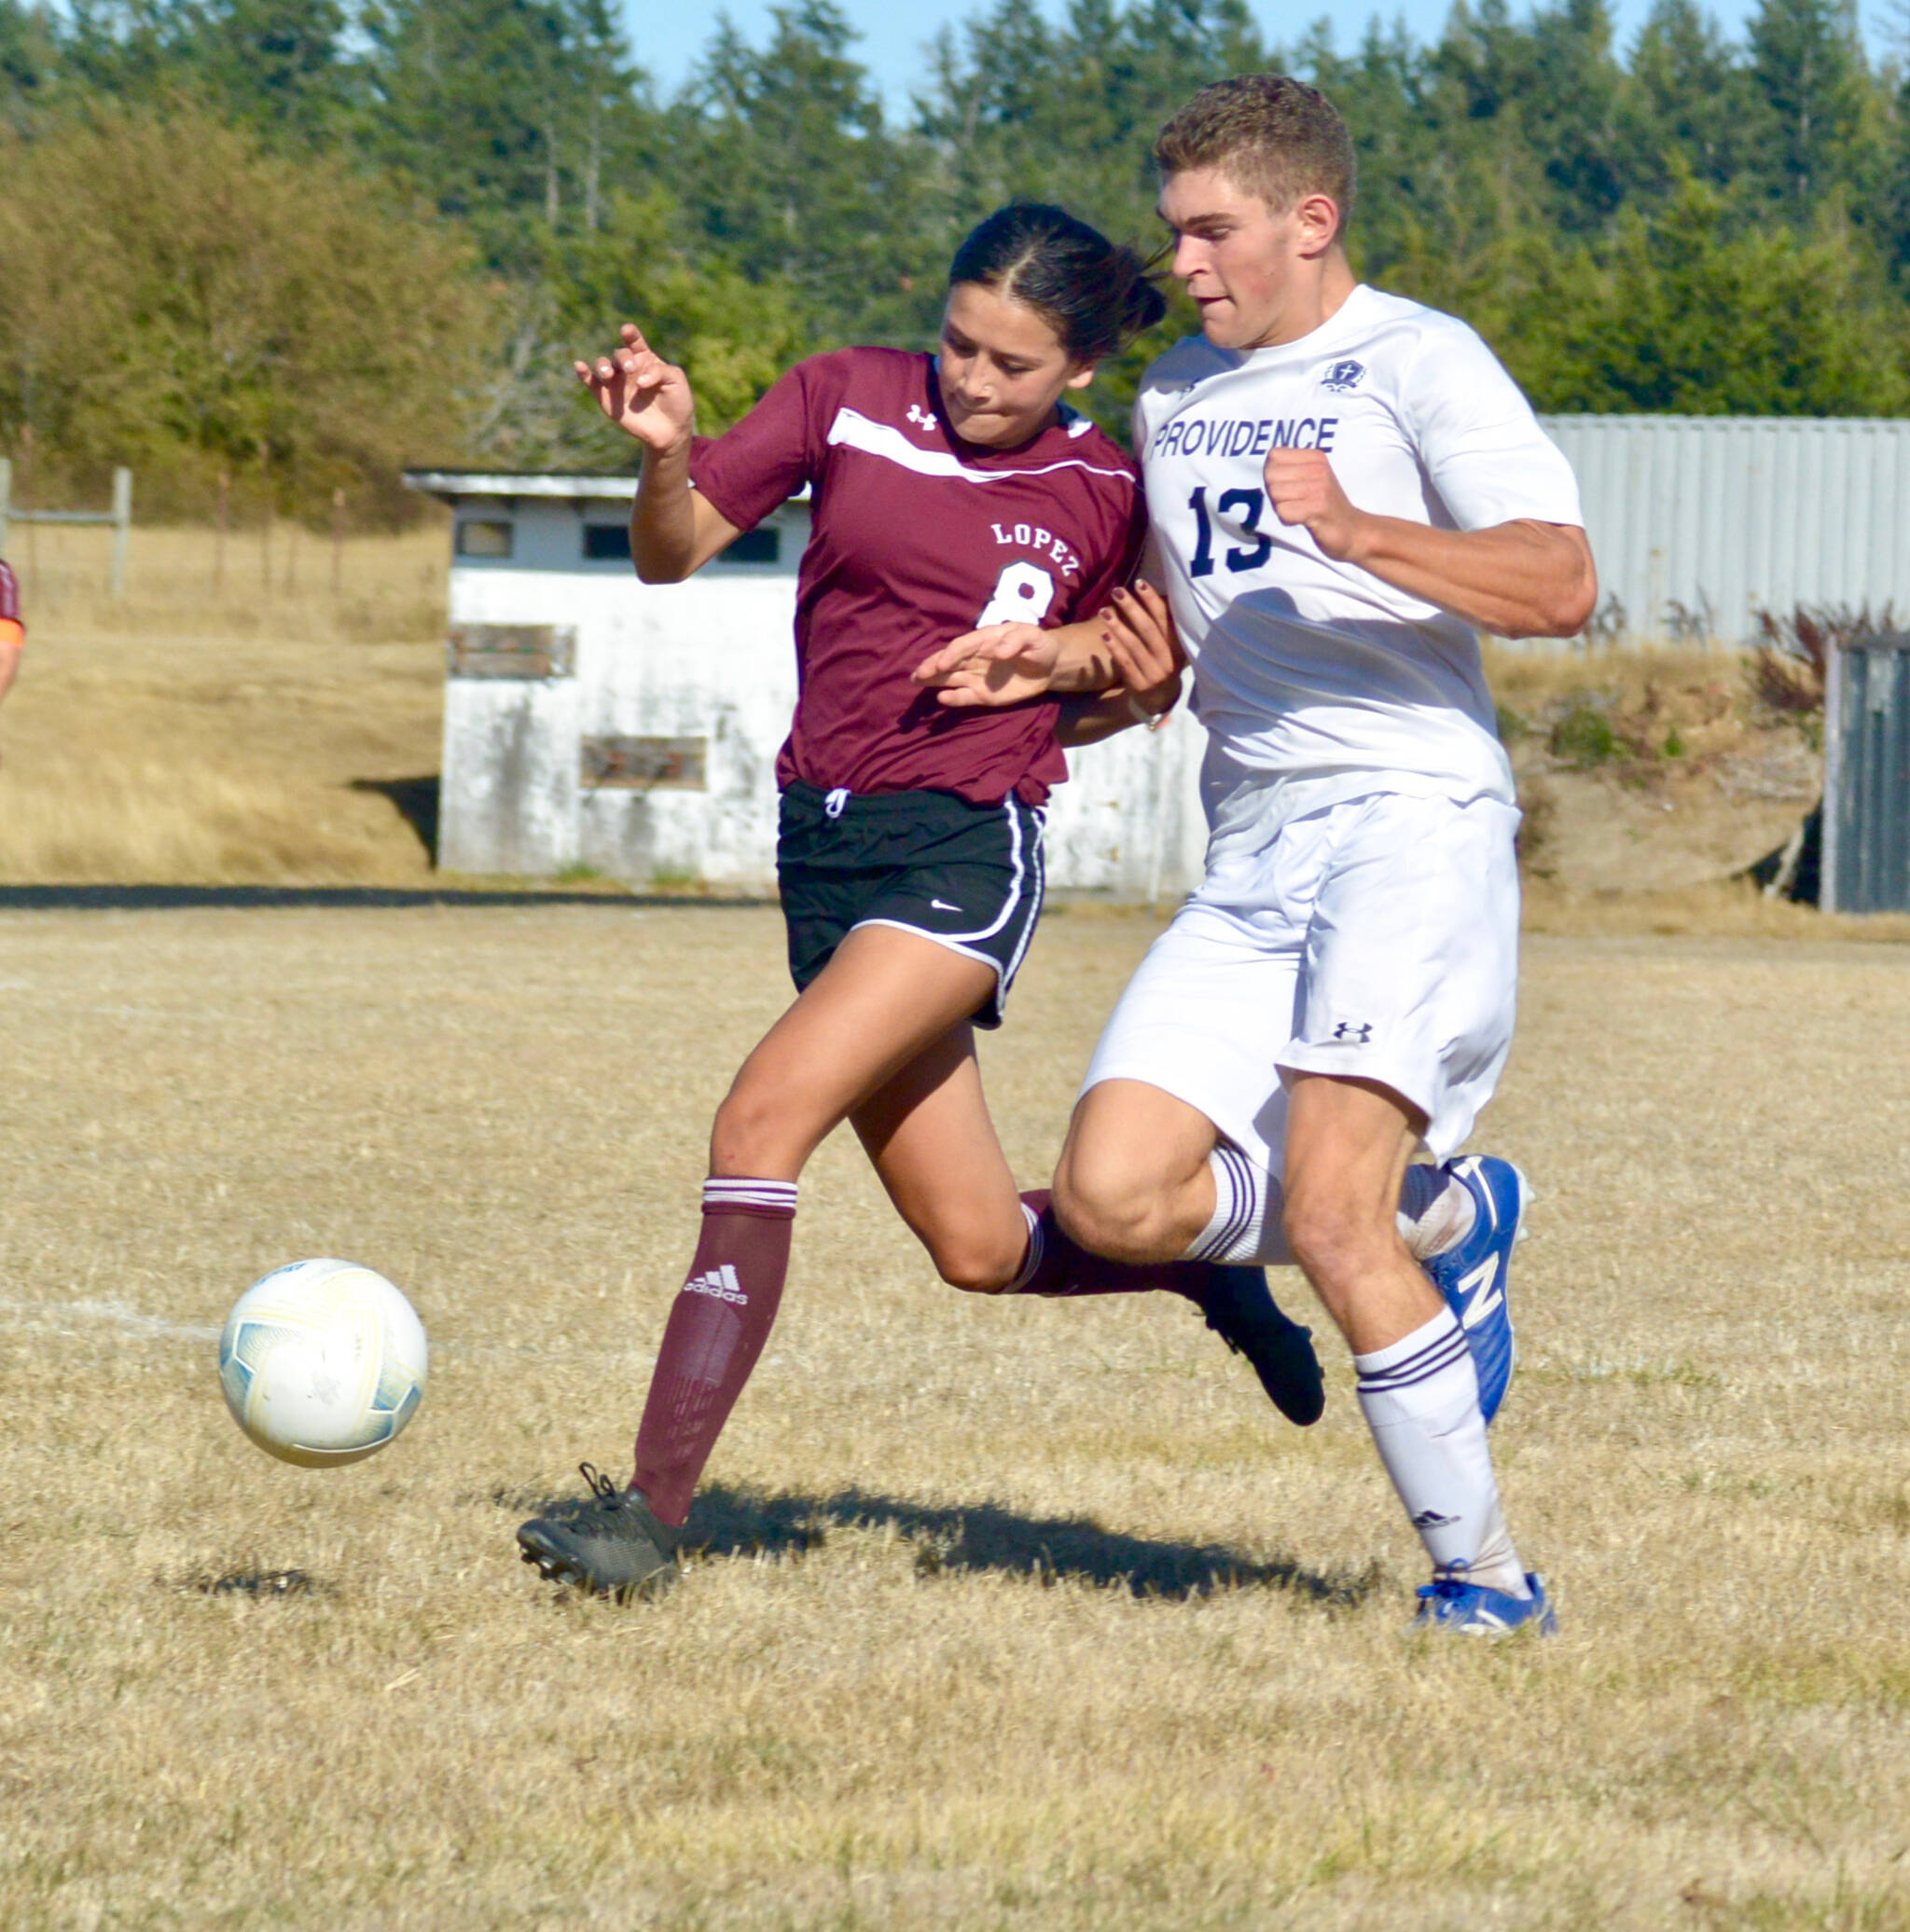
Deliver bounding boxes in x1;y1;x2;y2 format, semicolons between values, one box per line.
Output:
777;781;1046;1028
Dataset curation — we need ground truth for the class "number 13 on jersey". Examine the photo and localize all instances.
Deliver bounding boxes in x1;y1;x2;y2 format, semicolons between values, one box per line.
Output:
1187;487;1273;579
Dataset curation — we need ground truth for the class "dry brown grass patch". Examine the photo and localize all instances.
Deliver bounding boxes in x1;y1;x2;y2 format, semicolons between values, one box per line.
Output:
0;525;450;885
0;906;1906;1926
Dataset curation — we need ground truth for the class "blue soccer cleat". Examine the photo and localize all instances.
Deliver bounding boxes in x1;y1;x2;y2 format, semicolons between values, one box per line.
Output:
1422;1154;1529;1424
1414;1569;1557;1636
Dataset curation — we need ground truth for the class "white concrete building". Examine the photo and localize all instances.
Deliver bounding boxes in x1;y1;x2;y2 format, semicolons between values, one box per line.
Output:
405;471;1209;897
409;421;1906;890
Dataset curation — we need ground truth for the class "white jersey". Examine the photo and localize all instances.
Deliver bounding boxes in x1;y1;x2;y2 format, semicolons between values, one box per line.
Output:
1135;284;1584;848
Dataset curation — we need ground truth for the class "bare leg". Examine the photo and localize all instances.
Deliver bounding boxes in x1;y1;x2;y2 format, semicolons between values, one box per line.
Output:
849;1024;1031;1292
1279;1074;1435;1354
709;923;1002;1181
1279;1074;1527;1595
1051;1078;1222;1261
617;927;1005;1526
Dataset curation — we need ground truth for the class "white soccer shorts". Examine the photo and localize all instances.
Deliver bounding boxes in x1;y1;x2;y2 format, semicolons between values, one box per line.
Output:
1081;790;1522;1168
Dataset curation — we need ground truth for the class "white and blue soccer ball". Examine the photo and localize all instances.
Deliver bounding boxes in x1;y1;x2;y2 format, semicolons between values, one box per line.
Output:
218;1259;428;1468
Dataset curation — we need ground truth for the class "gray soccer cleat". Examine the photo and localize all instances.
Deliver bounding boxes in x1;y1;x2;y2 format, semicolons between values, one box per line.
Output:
517;1462;682;1601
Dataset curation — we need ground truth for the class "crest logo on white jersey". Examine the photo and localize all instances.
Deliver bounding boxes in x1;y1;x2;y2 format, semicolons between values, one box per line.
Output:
1321;359;1366;393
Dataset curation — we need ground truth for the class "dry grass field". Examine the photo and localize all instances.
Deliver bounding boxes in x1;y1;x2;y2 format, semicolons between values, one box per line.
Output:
0;524;447;886
2;901;1907;1930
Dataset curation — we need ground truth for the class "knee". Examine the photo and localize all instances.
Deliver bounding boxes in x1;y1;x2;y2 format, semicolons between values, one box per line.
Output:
1052;1148;1181;1263
710;1081;801;1176
926;1226;1027;1296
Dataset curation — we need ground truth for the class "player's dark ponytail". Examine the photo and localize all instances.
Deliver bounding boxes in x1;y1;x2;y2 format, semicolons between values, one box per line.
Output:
948;203;1167;363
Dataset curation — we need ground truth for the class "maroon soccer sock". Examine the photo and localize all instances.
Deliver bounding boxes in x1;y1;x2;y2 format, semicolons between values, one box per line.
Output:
1006;1190;1210;1299
630;1178;797;1525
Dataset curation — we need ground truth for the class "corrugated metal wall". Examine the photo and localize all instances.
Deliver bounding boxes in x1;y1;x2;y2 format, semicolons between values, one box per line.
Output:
1537;417;1910;644
1823;637;1910;914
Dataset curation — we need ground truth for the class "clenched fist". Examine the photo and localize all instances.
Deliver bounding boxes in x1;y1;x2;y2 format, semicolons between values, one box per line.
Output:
1264;445;1368;562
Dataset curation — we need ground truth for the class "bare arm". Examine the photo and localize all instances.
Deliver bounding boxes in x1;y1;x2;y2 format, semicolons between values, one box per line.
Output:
0;625;20;707
908;583;1183;745
1265;447;1598;640
911;616;1117;708
910;581;1183;709
575;324;741;582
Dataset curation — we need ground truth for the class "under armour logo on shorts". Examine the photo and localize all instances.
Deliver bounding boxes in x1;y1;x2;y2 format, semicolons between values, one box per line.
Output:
1331;1020;1375;1044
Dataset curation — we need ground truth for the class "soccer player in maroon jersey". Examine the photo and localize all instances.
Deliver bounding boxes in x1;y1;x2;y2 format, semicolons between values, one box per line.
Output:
0;559;22;709
517;205;1324;1600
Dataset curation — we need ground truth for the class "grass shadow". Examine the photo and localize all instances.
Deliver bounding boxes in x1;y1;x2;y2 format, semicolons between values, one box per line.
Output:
349;774;440;864
491;1480;1377;1608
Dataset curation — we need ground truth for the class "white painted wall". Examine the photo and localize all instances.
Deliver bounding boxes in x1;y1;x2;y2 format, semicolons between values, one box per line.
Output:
442;545;1209;897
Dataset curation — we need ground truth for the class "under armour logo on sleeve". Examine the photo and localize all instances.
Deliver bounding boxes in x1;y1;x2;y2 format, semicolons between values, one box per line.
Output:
1331;1020;1375;1043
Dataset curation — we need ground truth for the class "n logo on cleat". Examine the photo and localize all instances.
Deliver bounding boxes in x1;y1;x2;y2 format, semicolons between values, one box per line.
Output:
1453;1257;1502;1329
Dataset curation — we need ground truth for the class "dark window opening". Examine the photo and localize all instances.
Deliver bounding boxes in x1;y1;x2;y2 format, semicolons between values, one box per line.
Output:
583;522;631;560
455;519;513;559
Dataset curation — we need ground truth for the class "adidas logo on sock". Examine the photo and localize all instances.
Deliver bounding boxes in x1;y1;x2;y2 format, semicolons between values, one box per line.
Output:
685;1264;747;1306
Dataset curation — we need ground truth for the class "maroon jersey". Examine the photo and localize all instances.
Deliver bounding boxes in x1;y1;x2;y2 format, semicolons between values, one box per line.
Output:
690;348;1145;806
0;559;19;630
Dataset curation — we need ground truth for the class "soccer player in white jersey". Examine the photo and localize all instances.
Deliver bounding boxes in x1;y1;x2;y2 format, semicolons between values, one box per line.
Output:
920;76;1596;1633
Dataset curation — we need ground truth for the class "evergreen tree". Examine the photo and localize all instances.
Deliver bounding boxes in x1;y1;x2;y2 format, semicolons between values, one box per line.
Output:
1511;172;1910;410
1745;0;1867;215
1620;0;1755;192
8;0;1910;506
0;0;57;131
672;2;927;345
360;0;652;252
183;0;355;149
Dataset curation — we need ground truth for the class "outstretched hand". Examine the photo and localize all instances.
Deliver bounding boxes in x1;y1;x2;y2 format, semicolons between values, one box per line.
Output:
574;323;696;452
908;580;1184;719
911;622;1064;709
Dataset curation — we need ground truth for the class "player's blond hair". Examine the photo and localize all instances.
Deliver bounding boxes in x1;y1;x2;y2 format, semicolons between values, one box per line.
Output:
1154;76;1356;238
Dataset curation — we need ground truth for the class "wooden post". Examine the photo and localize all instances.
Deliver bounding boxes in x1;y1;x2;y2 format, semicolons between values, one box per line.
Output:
110;466;131;600
331;488;345;598
20;425;38;583
215;469;229;592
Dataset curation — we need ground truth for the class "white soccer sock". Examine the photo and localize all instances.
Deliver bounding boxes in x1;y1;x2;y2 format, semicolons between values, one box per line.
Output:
1183;1142;1294;1266
1004;1201;1044;1294
1396;1163;1476;1261
1354;1306;1527;1594
1187;1148;1475;1268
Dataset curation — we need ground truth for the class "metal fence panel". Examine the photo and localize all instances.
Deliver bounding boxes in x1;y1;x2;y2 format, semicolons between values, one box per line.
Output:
1823;636;1910;914
1537;417;1910;644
